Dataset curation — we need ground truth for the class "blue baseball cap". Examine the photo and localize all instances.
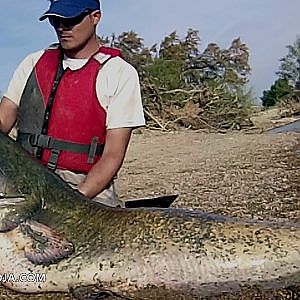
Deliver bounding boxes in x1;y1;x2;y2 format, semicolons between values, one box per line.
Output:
39;0;101;21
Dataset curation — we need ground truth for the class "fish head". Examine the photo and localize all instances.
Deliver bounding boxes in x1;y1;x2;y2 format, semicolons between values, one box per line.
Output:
0;167;30;232
0;134;47;232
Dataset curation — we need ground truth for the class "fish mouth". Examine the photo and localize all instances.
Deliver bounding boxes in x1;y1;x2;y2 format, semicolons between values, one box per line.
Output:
0;194;27;206
0;194;32;232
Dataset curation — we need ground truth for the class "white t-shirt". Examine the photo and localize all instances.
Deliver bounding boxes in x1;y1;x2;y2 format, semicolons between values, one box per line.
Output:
4;47;145;129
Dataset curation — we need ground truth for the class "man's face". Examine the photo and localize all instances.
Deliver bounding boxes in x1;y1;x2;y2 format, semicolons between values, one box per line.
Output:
49;11;100;52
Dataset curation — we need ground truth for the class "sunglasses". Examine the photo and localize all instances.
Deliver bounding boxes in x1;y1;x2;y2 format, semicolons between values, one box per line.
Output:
49;11;92;28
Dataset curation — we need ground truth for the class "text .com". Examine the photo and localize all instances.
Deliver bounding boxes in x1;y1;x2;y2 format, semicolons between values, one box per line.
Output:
0;273;46;283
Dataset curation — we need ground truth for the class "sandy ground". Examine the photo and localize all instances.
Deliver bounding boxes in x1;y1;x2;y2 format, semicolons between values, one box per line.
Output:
119;130;299;223
0;129;299;299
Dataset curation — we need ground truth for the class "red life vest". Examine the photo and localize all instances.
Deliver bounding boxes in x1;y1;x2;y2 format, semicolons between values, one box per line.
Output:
18;46;121;173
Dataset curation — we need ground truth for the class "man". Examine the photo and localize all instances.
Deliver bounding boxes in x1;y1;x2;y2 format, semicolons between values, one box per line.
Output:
0;0;145;207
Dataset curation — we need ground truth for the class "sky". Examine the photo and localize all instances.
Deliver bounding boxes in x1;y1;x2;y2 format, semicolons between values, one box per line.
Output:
0;0;299;101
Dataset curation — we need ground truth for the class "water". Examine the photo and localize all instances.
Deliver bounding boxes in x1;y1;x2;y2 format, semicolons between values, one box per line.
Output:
268;119;300;133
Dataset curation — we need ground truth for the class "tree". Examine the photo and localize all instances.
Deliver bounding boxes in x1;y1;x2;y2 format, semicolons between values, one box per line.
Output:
261;78;293;107
101;29;254;130
223;37;251;87
183;38;250;91
182;28;200;59
144;31;191;91
181;30;202;87
159;31;185;61
277;36;300;87
110;31;153;76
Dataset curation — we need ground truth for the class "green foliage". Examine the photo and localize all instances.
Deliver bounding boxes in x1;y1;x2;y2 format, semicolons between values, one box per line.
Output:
159;31;185;61
262;36;300;116
261;79;293;108
277;36;300;87
190;38;250;89
145;58;183;90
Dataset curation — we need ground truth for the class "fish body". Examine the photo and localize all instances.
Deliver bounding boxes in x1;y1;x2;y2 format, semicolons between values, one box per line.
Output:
0;132;299;298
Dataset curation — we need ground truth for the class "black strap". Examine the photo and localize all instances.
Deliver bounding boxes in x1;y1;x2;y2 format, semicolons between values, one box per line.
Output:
19;133;105;156
36;49;65;160
19;133;104;170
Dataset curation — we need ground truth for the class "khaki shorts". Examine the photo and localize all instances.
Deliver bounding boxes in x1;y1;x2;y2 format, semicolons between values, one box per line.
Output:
55;169;124;208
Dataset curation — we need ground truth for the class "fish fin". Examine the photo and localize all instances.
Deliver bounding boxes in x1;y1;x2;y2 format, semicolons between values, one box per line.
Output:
20;220;74;266
71;285;130;300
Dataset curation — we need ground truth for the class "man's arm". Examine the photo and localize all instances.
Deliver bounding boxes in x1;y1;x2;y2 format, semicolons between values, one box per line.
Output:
78;127;132;198
0;97;18;133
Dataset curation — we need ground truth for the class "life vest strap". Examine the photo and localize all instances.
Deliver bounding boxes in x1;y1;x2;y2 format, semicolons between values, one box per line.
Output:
18;133;104;170
37;48;65;160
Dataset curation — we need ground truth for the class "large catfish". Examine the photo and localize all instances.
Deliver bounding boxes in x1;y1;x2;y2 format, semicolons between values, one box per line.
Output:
0;132;298;299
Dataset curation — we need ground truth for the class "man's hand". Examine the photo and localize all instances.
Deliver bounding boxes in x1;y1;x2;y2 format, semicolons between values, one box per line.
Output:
0;97;18;133
78;127;132;198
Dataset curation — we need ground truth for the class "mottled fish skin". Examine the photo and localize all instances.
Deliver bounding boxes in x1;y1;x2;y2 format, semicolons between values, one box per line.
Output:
0;132;299;298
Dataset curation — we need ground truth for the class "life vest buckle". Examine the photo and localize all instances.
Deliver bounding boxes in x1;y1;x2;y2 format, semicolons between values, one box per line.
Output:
47;149;60;171
29;134;51;149
87;136;99;164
